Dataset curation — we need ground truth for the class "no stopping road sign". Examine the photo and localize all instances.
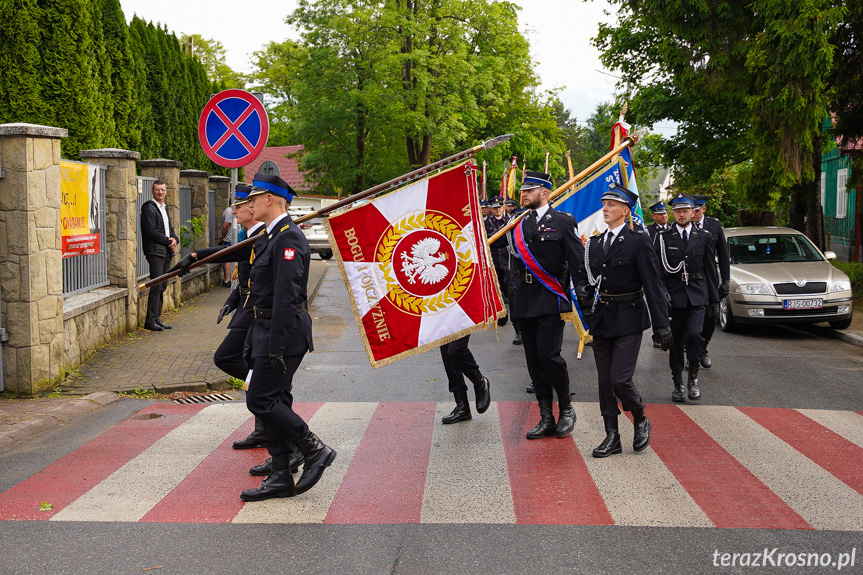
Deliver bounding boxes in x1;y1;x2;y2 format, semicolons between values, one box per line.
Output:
198;89;269;168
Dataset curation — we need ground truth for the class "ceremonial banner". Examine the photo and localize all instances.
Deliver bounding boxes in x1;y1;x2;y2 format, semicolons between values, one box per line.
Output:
325;161;505;368
60;161;101;258
552;146;644;243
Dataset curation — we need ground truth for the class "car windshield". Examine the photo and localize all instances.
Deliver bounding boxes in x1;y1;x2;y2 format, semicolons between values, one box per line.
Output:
728;234;824;264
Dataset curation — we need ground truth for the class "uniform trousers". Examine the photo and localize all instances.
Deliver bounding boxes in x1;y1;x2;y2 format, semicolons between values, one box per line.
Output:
669;305;706;374
592;332;645;417
701;311;717;351
247;354;308;456
145;254;173;324
214;327;248;381
440;335;479;393
519;313;570;402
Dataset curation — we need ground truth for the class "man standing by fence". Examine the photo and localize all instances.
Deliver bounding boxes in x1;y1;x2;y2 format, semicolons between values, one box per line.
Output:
140;180;179;331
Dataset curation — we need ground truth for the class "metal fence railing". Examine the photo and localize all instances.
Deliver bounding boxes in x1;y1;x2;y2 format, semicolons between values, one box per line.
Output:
135;177;157;281
179;186;192;259
63;162;109;296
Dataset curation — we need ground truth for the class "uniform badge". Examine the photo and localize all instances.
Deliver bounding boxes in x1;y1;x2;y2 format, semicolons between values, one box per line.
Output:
284;248;296;260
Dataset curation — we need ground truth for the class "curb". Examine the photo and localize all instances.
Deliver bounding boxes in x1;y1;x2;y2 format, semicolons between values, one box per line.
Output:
802;325;863;349
0;392;119;453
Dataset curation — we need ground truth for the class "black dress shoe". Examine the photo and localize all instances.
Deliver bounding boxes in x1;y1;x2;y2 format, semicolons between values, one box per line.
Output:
526;400;556;439
471;373;491;414
631;408;651;452
700;351;712;369
512;332;522;345
671;372;685;402
143;322;163;331
442;390;472;424
688;370;701;401
249;450;304;476
295;431;337;494
156;319;172;329
233;417;267;450
240;454;296;501
592;417;622;458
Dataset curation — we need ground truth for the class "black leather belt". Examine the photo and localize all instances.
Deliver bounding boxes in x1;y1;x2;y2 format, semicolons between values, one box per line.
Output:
599;289;644;304
253;302;308;318
672;271;703;281
522;271;534;284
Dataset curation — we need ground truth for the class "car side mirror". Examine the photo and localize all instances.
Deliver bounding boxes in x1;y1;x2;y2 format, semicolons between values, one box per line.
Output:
824;251;837;260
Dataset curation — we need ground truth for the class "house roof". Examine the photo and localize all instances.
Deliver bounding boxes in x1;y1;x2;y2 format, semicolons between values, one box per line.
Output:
245;145;312;190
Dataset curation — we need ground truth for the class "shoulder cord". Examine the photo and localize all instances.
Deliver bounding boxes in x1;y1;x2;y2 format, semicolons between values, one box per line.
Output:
658;233;686;275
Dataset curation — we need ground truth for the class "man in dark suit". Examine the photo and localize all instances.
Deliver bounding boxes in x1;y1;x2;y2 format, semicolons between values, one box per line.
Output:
509;171;587;439
581;185;672;457
140;180;179;331
238;174;336;501
655;194;720;402
691;195;730;368
646;201;669;240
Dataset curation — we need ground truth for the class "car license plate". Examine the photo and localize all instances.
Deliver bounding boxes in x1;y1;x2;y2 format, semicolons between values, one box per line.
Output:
784;299;822;310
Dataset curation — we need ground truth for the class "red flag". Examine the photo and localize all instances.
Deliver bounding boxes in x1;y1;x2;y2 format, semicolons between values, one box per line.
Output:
325;161;505;368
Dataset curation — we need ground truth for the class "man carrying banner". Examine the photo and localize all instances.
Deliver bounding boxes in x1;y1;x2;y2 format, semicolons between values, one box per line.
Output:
239;174;336;501
691;195;730;369
655;194;720;403
509;171;587;439
581;184;672;457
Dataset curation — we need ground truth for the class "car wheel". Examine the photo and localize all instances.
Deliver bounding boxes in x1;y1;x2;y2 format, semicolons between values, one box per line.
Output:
718;296;738;333
320;250;333;260
829;315;852;330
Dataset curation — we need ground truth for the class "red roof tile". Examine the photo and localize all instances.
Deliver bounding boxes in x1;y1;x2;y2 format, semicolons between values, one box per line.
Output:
245;145;316;191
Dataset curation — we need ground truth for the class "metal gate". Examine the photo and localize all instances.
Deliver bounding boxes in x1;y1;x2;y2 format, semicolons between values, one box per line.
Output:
62;162;109;296
179;185;192;259
135;177;157;281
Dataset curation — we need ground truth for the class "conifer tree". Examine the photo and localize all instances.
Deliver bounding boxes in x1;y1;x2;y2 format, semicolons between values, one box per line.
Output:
0;0;46;124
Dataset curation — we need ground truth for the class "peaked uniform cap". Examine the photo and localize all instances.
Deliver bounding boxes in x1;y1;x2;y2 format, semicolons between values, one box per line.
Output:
488;196;504;208
600;183;638;209
232;184;253;206
248;173;296;201
692;194;708;208
521;171;553;191
649;201;667;214
669;193;696;209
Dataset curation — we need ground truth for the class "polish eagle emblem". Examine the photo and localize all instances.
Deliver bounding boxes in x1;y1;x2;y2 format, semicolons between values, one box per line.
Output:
400;237;450;285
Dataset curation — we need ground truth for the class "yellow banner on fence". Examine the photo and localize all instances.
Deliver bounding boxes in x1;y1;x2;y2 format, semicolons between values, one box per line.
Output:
60;161;100;257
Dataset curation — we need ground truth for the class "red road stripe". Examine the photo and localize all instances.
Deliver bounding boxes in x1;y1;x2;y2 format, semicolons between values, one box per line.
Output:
140;403;324;523
739;407;863;497
324;402;436;524
648;404;812;530
498;401;613;525
0;403;205;521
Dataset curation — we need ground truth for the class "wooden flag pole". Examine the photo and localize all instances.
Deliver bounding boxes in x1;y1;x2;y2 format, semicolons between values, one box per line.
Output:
140;134;513;289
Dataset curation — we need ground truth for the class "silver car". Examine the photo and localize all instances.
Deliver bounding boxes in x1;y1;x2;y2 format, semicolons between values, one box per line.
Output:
289;207;333;259
719;226;854;332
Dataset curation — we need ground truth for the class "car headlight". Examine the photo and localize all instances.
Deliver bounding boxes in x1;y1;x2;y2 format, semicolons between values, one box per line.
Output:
831;280;852;292
735;283;770;295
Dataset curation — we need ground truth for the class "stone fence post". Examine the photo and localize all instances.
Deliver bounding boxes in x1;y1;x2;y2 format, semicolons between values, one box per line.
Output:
0;123;66;394
79;149;141;332
139;159;182;314
179;169;211;251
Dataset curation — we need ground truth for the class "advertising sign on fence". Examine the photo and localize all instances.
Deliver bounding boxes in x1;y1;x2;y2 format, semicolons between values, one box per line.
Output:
60;161;101;258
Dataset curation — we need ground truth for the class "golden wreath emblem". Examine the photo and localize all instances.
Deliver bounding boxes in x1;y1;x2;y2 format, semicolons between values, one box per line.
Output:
375;211;474;315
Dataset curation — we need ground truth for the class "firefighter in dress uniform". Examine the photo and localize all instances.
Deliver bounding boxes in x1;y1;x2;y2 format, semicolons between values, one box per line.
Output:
486;196;521;344
508;171;587;439
580;184;672;457
646;200;670;348
655;194;720;402
690;195;730;369
239;174;336;501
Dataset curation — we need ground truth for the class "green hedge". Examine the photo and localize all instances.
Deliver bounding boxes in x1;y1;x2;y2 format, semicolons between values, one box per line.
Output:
831;261;863;302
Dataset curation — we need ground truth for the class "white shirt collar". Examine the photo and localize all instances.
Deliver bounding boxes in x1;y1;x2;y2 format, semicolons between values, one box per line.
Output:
247;222;264;235
607;222;626;240
676;223;692;235
533;204;550;221
266;212;289;234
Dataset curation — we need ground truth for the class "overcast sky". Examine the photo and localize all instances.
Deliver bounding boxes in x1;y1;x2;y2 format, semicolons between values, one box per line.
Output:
119;0;670;133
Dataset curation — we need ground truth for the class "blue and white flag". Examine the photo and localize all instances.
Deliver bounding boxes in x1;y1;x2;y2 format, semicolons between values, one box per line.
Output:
553;146;644;245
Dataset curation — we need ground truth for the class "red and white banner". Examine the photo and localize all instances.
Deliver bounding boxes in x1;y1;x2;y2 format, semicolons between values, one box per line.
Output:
325;161;505;368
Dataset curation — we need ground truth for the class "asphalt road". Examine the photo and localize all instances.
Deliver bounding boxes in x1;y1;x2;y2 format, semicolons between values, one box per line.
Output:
1;266;862;574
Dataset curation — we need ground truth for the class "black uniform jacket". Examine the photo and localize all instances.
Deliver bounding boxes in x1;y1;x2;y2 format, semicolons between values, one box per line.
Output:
646;222;668;241
509;207;586;318
140;200;179;258
586;225;670;338
484;215;510;268
245;215;314;358
197;224;267;330
655;225;720;308
700;216;731;284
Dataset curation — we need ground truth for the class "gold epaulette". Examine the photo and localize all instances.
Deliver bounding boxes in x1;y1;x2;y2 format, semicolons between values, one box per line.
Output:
280;223;290;232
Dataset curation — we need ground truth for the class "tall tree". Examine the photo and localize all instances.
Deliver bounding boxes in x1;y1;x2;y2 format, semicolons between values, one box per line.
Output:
0;0;46;124
100;0;141;150
180;33;245;89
